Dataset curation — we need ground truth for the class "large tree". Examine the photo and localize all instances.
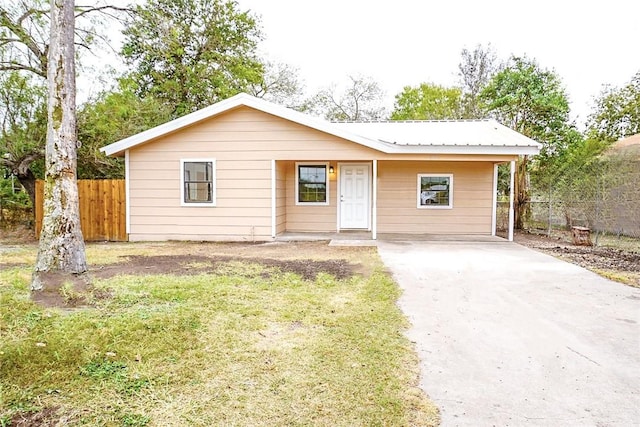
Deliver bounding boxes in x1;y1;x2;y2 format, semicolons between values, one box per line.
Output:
480;56;574;229
121;0;263;117
305;75;386;121
0;0;129;204
457;43;499;118
586;70;640;142
391;83;463;120
32;0;87;290
247;60;305;108
77;80;172;179
0;71;46;208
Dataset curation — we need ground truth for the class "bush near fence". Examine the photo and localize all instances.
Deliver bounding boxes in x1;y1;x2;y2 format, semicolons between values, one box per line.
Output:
0;177;32;228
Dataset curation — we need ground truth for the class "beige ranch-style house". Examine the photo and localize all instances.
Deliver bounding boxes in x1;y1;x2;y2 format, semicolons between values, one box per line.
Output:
101;93;541;242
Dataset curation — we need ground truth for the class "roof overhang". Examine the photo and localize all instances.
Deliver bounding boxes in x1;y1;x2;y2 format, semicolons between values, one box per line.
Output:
100;92;542;157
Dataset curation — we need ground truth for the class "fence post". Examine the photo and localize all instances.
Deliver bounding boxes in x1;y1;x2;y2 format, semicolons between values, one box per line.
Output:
547;184;553;237
508;160;515;241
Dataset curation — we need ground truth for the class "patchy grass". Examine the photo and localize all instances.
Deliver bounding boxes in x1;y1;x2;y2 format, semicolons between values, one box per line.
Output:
594;232;640;252
0;242;439;426
589;268;640;288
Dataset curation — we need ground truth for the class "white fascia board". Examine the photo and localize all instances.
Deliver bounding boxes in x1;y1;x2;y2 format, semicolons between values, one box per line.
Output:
378;144;541;156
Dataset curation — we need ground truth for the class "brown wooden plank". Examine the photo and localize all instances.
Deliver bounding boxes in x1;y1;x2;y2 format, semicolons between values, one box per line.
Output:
78;180;90;240
102;180;112;240
117;180;127;241
35;180;44;239
36;179;127;242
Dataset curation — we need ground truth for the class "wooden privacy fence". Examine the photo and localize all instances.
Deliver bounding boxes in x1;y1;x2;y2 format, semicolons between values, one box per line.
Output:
36;179;127;241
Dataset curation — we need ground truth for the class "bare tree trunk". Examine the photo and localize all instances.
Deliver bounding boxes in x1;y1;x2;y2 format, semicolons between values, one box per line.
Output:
31;0;87;291
0;153;42;220
17;169;37;210
514;155;531;229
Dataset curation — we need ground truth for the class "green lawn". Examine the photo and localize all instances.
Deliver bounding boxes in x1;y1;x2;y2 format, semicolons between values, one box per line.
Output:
0;242;438;426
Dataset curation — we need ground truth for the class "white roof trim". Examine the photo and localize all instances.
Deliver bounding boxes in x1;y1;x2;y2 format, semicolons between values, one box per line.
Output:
100;92;542;157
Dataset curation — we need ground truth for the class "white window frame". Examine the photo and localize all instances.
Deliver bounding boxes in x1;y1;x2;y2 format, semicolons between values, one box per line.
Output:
180;158;216;207
295;162;330;206
417;173;453;209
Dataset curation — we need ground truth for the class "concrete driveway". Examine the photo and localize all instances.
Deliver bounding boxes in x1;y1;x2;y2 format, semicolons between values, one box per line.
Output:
377;240;640;426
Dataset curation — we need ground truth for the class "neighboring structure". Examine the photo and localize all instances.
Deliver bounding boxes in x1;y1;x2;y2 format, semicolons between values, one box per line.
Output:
101;93;541;242
609;133;640;159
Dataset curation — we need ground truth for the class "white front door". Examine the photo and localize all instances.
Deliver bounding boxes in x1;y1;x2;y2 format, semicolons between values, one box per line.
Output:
339;164;370;229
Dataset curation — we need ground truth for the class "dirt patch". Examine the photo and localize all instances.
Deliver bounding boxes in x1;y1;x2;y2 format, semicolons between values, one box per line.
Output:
10;406;63;427
91;254;356;281
0;224;36;244
24;242;365;309
30;272;111;309
515;231;640;286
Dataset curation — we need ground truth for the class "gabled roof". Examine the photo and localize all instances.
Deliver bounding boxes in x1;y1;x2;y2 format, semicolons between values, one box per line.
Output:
100;92;542;157
613;133;640;148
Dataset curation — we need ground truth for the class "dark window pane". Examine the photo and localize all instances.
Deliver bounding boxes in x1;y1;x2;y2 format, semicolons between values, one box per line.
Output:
420;176;450;206
184;161;213;203
298;165;327;203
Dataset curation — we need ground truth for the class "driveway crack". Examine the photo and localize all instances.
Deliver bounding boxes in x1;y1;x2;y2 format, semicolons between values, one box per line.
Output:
567;346;601;366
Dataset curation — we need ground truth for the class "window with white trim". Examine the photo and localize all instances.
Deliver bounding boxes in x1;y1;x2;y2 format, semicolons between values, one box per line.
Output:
296;162;329;205
417;174;453;208
181;159;216;206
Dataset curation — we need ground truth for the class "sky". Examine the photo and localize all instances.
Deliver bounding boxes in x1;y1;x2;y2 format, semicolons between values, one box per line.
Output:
235;0;640;128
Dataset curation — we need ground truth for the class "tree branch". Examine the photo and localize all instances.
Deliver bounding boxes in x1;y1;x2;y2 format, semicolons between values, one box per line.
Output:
0;62;46;78
0;8;47;75
74;5;133;19
16;7;50;25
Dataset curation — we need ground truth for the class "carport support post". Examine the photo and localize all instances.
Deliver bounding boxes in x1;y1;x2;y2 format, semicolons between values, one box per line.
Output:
508;160;515;241
372;160;377;240
271;159;276;238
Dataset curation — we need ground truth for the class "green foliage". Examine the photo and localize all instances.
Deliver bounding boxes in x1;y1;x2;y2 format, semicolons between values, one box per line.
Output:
480;56;574;159
121;413;151;426
586;70;640;142
77;80;172;178
0;176;31;226
0;177;30;208
121;0;263;117
480;56;578;228
0;72;47;174
80;359;128;380
391;83;463;120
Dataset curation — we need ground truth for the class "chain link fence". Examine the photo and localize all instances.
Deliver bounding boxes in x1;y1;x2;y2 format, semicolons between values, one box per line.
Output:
497;197;640;239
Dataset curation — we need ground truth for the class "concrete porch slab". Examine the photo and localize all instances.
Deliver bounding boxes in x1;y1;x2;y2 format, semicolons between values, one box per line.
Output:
275;231;507;245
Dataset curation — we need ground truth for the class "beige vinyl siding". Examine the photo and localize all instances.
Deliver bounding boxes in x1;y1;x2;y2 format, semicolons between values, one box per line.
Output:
284;161;338;232
377;161;494;235
128;149;272;241
127;107;376;241
126;106;514;240
275;161;287;234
